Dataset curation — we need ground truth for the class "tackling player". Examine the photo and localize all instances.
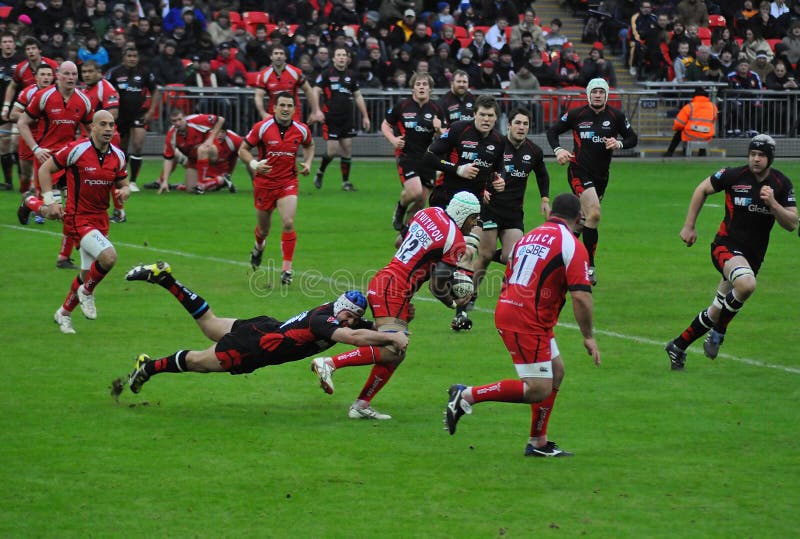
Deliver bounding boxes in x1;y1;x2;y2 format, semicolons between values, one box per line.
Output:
445;193;601;457
38;110;129;334
381;72;444;234
546;78;638;286
238;92;314;285
312;46;371;192
665;134;797;370
119;262;408;397
309;192;480;420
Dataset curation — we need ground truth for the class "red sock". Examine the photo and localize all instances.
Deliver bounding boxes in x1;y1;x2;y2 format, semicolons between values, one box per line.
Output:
59;234;74;260
356;363;397;402
471;379;526;403
530;388;559;438
196;158;209;182
112;191;123;210
82;261;109;294
332;346;381;368
281;230;296;269
61;277;81;313
197;176;222;191
254;226;266;250
25;195;43;212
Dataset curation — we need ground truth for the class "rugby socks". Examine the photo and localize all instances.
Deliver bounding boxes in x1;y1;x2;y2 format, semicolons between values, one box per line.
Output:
112;190;124;210
318;153;333;173
129;154;143;182
675;309;713;349
530;388;559;439
147;350;189;376
165;279;209;319
715;291;744;333
254;226;267;251
58;234;75;261
24;194;42;212
196;158;209;183
356;363;398;402
340;157;351;183
61;276;83;313
81;261;109;294
582;226;598;266
469;380;526;403
197;176;223;191
331;346;381;368
281;230;296;270
1;153;14;187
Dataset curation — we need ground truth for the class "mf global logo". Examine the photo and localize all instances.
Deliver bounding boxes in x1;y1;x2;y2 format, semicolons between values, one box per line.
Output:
734;196;752;206
580;131;604;143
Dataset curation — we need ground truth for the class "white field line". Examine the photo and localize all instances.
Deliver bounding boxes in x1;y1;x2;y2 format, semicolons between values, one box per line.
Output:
5;223;799;375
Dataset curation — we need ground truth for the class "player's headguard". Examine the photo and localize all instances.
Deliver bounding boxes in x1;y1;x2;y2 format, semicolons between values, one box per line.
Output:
586;77;609;106
749;133;776;167
334;290;367;317
445;191;481;228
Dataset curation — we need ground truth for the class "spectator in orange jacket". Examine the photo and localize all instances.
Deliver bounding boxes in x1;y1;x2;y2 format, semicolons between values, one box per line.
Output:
663;87;718;157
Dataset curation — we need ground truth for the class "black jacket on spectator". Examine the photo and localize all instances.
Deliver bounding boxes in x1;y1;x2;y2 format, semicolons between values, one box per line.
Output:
151;52;188;85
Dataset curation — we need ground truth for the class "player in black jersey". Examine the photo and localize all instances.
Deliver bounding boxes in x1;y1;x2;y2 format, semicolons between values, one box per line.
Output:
436;70;475;127
546;78;637;286
381;72;444;235
312;46;371;192
106;48;160;192
0;32;22;191
664;134;797;370
117;261;408;397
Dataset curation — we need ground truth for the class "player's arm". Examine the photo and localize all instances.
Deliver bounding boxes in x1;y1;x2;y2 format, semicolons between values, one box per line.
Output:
546;113;574;164
2;79;16;121
618;114;638;149
157;156;176;193
17;111;48;163
353;89;370;131
9;100;25;122
680;176;716;247
253;87;269;119
38;157;64;220
533;153;551;217
380;119;404;149
569;289;600;366
428;261;469;308
207;115;225;143
760;184;798;231
424;128;475;179
237;140;271;175
298;137;315;176
144;87;160;122
300;80;323;121
330;327;409;352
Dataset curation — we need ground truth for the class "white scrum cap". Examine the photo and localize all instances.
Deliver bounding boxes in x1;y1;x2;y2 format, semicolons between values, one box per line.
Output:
445;191;481;227
586;77;609;105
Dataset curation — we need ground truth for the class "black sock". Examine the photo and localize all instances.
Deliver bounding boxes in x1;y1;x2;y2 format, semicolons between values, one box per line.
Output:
675;310;713;348
582;226;598;266
318;154;333;174
491;248;503;264
1;153;13;185
130;155;142;182
147;350;189;375
341;157;351;182
166;279;210;319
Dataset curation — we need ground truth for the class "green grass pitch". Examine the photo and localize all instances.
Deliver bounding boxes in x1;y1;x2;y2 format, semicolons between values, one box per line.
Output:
1;157;798;537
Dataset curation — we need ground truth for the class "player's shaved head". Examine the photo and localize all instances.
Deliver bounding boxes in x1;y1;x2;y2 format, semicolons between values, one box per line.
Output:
93;109;114;125
59;61;78;74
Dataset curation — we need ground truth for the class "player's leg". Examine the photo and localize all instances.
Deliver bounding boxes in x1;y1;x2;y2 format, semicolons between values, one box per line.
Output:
578;186;601;284
195;140;219;187
0;121;14;190
72;230;118;320
184;165;200;192
314;135;339;188
339;138;354;190
276;194;298;283
250;190;274;269
126;345;225;394
525;352;572;456
451;224;489;331
127;125;146;189
703;256;756;358
498;228;523;263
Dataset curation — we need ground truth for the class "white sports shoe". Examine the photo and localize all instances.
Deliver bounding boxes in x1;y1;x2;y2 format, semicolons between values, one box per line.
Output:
128;181;140;192
54;308;76;334
77;285;97;319
348;405;392;420
311;357;335;394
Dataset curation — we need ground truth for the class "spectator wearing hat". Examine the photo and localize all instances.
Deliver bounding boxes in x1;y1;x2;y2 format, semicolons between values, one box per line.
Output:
108;3;128;30
357;10;382;47
511;30;536;70
508;62;540;92
486;15;510;51
436;2;455;26
726;58;763;135
151;39;187;84
408;21;435;60
163;0;206;33
366;43;392;87
456;1;481;31
494;46;516;84
180;5;206;43
510;8;546;52
330;0;360;26
207;10;235;47
104;26;128;69
750;49;775;82
42;0;75;34
456;47;480;87
129;17;158;60
9;0;44;36
212;42;247;86
430;41;458;87
580;42;616;87
527;49;560;87
389;43;415;82
388;8;417;49
556;43;582;86
663;87;717;157
167;23;196;60
467;27;491;62
433;24;463;59
378;0;415;26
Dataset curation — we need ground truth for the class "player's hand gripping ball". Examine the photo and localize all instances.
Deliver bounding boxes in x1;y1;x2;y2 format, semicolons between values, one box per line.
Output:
451;270;475;299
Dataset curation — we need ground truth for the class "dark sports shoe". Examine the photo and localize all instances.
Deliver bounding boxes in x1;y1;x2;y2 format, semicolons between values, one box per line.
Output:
444;384;471;435
524;441;574;457
665;341;687;371
451;310;472;331
110;209;126;223
281;270;293;285
222;174;237;193
0;182;12;190
392;201;405;231
588;266;597;286
17;195;32;225
313;171;323;189
250;248;263;270
703;329;725;359
143;181;161;190
128;353;151;394
341;181;356;192
56;257;78;270
125;261;172;284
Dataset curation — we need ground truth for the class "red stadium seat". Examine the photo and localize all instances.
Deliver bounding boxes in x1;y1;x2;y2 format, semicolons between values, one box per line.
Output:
697;26;712;46
471;25;490;37
708;14;726;28
243;11;270;26
162;84;192;117
538;86;559;126
245;72;260;87
0;6;12;19
453;25;468;39
767;38;781;52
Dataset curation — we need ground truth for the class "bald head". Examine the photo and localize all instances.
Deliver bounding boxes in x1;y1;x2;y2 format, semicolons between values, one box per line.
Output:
57;61;78;92
91;109;116;148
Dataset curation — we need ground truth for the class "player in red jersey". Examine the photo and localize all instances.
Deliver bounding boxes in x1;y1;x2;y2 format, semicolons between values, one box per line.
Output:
664;134;797;370
309;192;481;420
195;129;242;193
2;37;58;123
238;92;314;285
18;61;93;269
155;109;226;194
80;60;126;222
445;193;601;456
117;262;408;399
11;63;54;217
37;111;129;334
253;45;323;123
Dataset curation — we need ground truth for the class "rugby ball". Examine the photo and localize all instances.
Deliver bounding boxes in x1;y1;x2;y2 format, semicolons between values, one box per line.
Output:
451;270;474;299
